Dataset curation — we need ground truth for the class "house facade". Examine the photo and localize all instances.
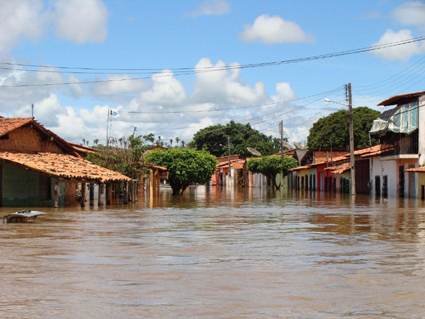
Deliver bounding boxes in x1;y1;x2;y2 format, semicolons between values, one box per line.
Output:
369;91;424;198
0;117;131;207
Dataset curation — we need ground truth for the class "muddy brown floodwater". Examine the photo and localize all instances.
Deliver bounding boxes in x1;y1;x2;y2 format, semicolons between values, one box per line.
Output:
2;186;425;318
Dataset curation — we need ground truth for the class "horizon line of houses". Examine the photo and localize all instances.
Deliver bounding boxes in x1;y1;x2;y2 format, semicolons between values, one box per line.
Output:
215;89;425;200
2;89;425;207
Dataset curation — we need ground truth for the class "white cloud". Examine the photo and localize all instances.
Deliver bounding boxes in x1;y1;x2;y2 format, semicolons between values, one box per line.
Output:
91;75;147;95
239;14;315;45
192;58;267;105
0;0;109;51
29;93;66;126
138;70;187;106
271;82;296;102
54;0;108;44
392;1;425;32
68;74;85;98
0;0;47;52
185;0;230;17
371;29;425;61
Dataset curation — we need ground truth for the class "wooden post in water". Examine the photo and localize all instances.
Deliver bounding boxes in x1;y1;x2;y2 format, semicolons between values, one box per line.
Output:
81;182;86;207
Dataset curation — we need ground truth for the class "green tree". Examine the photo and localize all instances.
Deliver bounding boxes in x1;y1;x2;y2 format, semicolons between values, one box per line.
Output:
307;107;380;149
189;121;279;157
247;156;297;190
145;148;217;195
86;135;148;179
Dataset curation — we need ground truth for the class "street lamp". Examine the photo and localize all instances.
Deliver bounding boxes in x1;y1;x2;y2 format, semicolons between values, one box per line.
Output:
324;83;355;196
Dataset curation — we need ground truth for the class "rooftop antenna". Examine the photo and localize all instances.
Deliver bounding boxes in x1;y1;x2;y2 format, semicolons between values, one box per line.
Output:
31;104;34;118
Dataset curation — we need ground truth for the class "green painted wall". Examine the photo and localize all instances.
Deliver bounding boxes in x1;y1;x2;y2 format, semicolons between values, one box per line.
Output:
2;164;65;207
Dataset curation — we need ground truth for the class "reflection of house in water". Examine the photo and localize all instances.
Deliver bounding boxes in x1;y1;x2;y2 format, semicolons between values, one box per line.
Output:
0;117;131;207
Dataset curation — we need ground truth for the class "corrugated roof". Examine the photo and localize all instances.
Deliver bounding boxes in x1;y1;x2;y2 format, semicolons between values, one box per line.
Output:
0;151;131;183
378;90;425;106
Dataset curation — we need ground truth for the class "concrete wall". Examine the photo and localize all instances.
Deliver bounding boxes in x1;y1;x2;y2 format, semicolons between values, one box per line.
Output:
370;157;398;198
2;163;65;207
419;95;425;166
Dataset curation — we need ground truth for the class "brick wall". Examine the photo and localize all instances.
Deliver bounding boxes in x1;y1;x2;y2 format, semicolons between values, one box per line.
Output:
0;126;64;153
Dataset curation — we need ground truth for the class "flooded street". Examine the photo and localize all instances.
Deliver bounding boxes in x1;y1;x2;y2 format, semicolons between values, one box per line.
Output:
2;187;425;318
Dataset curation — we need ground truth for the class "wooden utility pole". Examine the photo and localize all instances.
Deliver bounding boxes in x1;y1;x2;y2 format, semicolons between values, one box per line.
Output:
279;120;284;189
106;109;110;148
228;136;231;178
347;83;356;196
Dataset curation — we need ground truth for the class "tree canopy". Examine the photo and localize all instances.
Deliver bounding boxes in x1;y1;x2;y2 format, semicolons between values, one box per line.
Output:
247;156;297;190
307;107;380;149
86;135;147;179
145;148;217;195
188;121;280;157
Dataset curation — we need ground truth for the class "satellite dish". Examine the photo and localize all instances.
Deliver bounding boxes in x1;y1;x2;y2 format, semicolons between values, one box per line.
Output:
247;147;262;156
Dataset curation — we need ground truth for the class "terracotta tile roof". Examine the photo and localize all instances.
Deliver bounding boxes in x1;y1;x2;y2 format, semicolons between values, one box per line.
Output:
232;162;245;169
405;166;425;173
309;155;349;167
0;117;33;137
359;144;394;158
69;142;98;154
0;117;78;156
216;158;242;168
0;151;131;183
325;162;350;174
216;154;240;164
290;165;311;172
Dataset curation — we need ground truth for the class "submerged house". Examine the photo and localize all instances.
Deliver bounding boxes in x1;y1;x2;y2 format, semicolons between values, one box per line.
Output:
0;117;131;207
369;91;422;198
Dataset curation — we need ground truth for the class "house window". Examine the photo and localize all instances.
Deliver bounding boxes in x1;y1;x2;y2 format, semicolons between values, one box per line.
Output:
39;175;51;200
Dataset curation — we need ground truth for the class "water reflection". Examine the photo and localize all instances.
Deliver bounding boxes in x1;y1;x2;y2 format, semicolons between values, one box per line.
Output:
2;186;425;318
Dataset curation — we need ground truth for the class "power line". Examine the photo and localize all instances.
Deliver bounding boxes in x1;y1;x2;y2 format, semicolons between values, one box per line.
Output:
2;36;425;88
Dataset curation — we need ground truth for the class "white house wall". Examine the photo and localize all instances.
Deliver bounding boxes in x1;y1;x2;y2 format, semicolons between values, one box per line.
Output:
370;157;398;198
419;95;425;166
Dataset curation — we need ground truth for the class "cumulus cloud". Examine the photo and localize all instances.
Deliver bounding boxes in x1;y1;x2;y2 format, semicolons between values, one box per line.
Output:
91;75;147;95
239;14;315;45
28;94;67;126
192;58;267;105
54;0;108;44
138;70;187;106
0;0;109;52
271;82;296;102
68;74;85;98
185;0;230;17
371;29;425;61
392;1;425;32
0;0;47;52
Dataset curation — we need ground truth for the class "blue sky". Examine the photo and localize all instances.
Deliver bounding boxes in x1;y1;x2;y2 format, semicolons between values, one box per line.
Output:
1;0;425;146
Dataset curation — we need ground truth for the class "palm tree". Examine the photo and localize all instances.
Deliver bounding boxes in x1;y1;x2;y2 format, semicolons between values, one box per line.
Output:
169;139;173;147
181;140;185;148
175;137;180;148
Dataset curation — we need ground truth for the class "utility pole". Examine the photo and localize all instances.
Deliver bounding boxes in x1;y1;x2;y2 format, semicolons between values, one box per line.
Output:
279;120;284;189
347;83;356;196
106;109;110;148
228;136;231;178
